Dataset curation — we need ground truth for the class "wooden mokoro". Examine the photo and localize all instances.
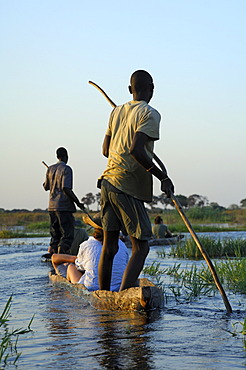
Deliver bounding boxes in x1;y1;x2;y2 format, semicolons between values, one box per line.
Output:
124;235;184;248
49;271;164;311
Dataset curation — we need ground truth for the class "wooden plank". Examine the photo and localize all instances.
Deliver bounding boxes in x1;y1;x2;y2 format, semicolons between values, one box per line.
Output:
49;272;164;312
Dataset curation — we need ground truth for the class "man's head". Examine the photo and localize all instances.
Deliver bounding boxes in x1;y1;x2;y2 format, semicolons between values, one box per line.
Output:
154;216;163;224
56;147;68;163
129;70;154;103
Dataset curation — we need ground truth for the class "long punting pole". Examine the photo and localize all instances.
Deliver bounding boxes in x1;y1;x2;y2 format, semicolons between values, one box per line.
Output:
171;194;232;313
88;80;232;313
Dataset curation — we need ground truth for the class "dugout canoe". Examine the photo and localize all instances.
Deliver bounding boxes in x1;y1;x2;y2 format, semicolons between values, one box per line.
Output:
49;271;164;311
124;234;184;248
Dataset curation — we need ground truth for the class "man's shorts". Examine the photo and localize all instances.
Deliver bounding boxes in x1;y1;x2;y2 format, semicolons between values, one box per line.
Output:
100;179;152;240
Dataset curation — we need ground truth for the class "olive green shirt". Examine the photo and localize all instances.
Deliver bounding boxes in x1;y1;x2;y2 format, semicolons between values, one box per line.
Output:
100;100;161;202
152;224;168;239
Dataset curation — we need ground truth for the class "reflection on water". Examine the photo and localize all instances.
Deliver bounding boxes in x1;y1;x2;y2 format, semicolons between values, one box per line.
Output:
44;285;160;369
0;232;246;369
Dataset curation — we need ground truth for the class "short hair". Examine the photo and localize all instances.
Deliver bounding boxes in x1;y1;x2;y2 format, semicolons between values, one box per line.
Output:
130;70;153;92
93;228;103;242
56;147;68;159
154;216;163;224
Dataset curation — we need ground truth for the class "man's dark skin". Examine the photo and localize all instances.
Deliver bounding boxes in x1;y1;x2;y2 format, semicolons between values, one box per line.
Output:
99;72;174;291
59;152;84;210
44;149;84;255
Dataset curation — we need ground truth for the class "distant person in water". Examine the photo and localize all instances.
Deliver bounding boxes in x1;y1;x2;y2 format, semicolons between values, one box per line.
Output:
152;215;174;239
51;214;129;292
43;147;85;255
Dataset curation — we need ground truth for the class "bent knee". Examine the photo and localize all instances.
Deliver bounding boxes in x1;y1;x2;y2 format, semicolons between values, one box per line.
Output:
103;244;119;260
67;263;75;273
51;253;58;265
131;239;149;256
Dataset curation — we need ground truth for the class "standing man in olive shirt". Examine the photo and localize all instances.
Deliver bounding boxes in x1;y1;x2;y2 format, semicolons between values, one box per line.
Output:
98;70;175;291
43;147;84;255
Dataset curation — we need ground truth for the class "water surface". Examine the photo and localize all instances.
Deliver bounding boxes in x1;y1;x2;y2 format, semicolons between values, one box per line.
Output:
0;232;246;369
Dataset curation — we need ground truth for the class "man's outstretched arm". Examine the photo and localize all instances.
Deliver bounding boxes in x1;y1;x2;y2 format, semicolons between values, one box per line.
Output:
63;188;85;210
130;131;174;197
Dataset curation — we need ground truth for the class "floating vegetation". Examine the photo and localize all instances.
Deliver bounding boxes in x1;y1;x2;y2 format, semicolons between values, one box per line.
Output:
0;296;34;367
170;237;246;259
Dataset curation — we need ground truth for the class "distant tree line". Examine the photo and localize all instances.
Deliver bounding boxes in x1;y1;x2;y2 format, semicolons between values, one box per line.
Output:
1;194;246;213
80;193;246;212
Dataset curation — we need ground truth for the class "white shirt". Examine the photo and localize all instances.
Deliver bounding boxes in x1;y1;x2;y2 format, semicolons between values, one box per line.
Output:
75;236;129;291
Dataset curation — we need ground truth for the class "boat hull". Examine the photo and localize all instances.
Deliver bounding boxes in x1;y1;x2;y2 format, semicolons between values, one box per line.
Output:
49;272;164;311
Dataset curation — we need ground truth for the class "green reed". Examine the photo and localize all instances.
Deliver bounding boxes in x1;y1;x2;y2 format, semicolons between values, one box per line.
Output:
143;261;216;302
166;263;215;301
142;261;167;286
143;256;246;301
0;296;34;366
224;318;246;349
170;237;246;259
0;230;49;238
26;221;50;231
214;258;246;294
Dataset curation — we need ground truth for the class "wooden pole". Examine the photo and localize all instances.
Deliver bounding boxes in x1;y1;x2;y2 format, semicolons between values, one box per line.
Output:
171;193;232;313
89;81;116;108
42;160;49;168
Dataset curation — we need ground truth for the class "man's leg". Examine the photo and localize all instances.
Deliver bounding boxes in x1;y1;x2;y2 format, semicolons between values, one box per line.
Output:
49;212;61;254
120;237;149;291
98;230;119;290
57;212;74;254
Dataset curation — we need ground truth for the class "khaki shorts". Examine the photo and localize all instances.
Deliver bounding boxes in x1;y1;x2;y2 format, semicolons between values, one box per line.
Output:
100;180;152;240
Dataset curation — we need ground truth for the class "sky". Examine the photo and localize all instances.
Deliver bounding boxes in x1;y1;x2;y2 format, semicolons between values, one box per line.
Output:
0;0;245;210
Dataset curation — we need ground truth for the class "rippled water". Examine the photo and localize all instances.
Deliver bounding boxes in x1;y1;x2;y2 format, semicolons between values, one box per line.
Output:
0;232;246;369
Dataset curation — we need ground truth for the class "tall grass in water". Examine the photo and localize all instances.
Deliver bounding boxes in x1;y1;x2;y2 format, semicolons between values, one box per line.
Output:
170;237;246;259
0;230;49;238
144;257;246;301
26;221;50;231
142;261;166;286
143;261;215;302
0;296;34;366
214;258;246;294
164;263;216;302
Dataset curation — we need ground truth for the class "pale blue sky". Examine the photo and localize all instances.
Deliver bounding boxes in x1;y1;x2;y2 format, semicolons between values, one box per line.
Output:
1;0;245;210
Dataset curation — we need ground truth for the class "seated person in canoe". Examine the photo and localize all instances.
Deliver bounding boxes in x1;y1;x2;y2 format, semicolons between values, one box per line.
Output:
152;215;184;241
152;215;174;239
69;219;89;255
51;214;129;291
